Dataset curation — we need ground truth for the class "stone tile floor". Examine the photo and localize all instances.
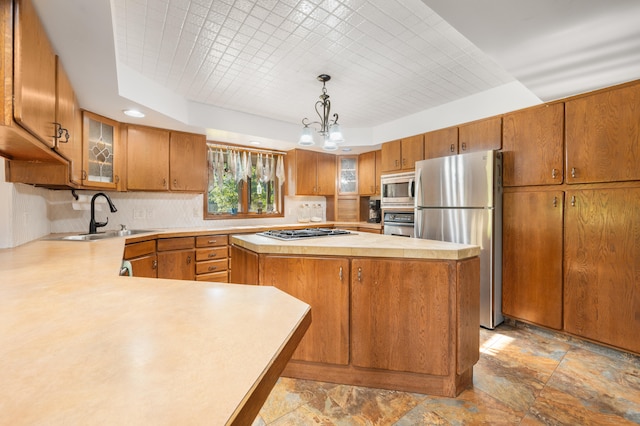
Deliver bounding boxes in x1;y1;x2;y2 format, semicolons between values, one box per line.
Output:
253;322;640;425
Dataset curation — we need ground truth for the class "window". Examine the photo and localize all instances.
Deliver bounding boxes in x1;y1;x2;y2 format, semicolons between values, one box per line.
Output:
205;145;285;219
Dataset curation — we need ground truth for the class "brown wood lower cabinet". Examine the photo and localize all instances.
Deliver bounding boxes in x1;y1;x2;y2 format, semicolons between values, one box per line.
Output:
156;237;195;280
123;239;157;278
564;187;640;354
195;235;229;282
502;190;564;329
351;258;452;376
261;256;349;365
229;244;480;397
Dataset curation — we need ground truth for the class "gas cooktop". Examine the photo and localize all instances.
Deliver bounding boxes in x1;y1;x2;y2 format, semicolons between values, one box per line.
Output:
257;228;352;241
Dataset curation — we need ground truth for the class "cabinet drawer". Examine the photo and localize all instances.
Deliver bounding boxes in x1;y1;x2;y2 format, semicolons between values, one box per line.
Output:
123;239;156;259
196;258;228;274
195;271;229;282
196;235;228;247
196;246;228;261
157;237;195;251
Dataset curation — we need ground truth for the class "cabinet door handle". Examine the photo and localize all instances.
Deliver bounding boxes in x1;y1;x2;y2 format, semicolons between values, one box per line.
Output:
402;158;406;166
551;168;557;179
571;167;576;178
208;253;217;258
552;196;558;207
173;179;178;186
81;170;87;180
571;195;576;207
152;260;158;269
186;255;192;264
339;266;343;281
461;142;467;151
115;175;120;184
450;144;455;152
208;266;217;271
163;178;167;187
357;267;362;282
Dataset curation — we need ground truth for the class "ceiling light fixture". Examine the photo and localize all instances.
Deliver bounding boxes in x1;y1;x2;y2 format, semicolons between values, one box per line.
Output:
123;109;145;118
298;74;344;151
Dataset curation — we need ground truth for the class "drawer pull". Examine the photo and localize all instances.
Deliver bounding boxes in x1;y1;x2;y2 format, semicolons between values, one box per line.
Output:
208;266;217;271
208;240;217;244
208;253;217;258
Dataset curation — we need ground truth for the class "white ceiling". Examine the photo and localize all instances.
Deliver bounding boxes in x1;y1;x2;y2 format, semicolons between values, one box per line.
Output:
32;0;640;153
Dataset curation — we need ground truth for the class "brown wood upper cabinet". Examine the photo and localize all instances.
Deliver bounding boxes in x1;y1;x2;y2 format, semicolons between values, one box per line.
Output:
126;125;206;192
13;0;56;148
458;116;502;154
380;134;424;172
358;150;381;195
337;155;358;194
423;126;459;160
169;131;206;191
502;103;564;187
286;149;336;196
126;125;170;191
54;58;83;185
82;111;122;190
565;82;640;184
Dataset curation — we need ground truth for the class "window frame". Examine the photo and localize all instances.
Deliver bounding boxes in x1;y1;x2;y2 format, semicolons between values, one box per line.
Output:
203;144;286;220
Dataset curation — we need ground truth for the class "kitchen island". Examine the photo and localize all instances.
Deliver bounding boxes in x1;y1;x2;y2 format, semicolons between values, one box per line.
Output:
0;237;311;425
230;231;481;397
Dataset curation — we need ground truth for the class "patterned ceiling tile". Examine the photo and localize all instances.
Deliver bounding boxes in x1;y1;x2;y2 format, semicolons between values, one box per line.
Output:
112;0;514;128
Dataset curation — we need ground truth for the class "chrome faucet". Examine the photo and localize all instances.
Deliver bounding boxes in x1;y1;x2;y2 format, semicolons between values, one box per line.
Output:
89;192;118;234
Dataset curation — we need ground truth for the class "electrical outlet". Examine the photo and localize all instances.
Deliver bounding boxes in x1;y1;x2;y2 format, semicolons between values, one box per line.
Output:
133;209;146;220
146;209;154;219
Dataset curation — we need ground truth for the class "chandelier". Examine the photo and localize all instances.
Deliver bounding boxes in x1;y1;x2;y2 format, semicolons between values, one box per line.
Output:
298;74;345;151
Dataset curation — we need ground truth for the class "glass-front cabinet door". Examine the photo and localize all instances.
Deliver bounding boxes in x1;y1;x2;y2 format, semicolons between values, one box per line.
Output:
82;111;121;189
338;156;357;194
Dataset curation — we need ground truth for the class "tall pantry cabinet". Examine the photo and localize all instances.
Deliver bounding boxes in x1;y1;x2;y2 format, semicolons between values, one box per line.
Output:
501;81;640;354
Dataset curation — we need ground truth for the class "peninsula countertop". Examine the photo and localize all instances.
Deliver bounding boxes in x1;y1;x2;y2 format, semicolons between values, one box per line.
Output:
0;237;311;425
231;231;480;260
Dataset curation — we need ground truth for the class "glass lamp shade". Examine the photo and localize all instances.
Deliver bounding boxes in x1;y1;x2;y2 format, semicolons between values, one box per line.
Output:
322;140;338;151
328;123;344;143
298;127;315;146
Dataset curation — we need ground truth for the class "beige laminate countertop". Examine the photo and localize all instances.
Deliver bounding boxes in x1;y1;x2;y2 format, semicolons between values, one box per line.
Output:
0;236;310;425
231;231;480;260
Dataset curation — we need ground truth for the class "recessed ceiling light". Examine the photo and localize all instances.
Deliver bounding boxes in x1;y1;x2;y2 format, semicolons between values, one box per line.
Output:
123;109;145;118
341;147;352;152
250;140;261;145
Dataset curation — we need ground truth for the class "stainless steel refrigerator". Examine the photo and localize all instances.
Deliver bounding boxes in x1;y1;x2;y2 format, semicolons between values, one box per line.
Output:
414;150;503;329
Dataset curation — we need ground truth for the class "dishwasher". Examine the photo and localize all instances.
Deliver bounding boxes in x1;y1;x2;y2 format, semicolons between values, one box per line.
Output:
383;211;414;237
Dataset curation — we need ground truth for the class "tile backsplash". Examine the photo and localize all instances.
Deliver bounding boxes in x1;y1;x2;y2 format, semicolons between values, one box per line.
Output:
1;177;327;248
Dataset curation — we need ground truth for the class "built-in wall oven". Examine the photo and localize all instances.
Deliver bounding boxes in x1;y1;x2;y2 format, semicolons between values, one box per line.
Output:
380;172;415;210
383;210;414;237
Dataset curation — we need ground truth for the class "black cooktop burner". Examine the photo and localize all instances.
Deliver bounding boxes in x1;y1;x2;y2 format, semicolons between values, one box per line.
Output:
257;228;352;240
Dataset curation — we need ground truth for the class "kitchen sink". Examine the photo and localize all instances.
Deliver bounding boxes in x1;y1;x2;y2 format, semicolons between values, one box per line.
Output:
53;229;155;241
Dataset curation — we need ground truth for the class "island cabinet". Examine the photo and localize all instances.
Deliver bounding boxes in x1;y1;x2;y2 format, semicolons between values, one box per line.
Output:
260;256;349;365
458;116;502;154
195;235;229;283
423;126;459;160
123;239;157;278
502;103;564;187
229;235;481;397
286;149;336;196
502;190;564;330
358;150;381;195
156;236;195;280
380;134;424;173
565;82;640;184
563;187;640;354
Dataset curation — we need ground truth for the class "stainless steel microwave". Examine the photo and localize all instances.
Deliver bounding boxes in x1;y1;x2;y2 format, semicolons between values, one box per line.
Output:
380;171;415;208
